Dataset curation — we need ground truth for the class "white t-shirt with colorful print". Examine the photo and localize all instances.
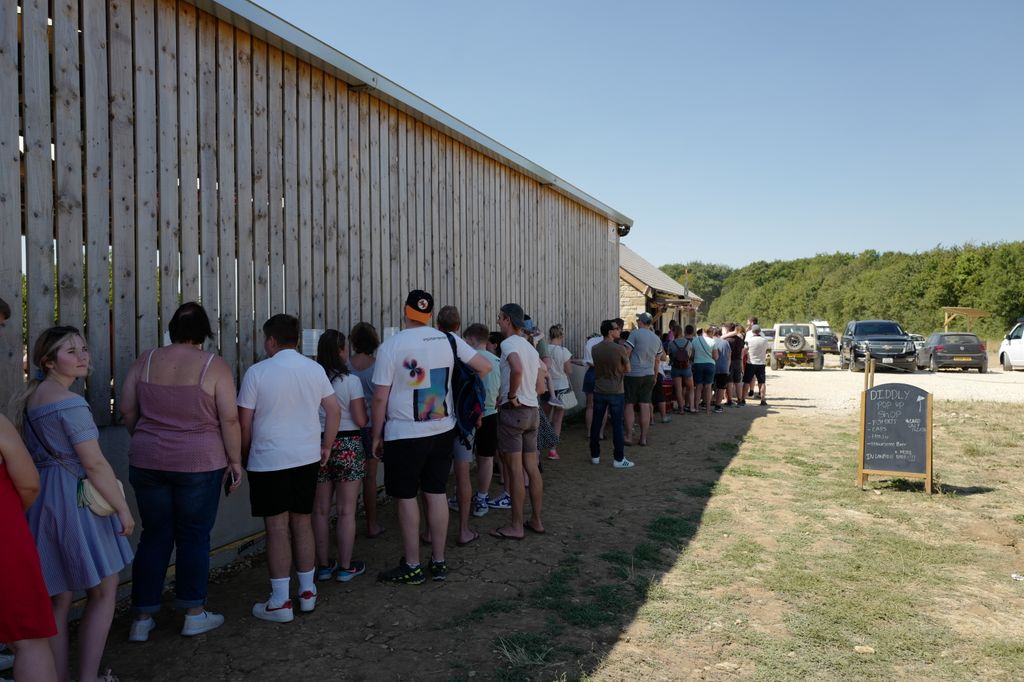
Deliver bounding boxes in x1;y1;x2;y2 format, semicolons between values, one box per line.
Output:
372;325;478;441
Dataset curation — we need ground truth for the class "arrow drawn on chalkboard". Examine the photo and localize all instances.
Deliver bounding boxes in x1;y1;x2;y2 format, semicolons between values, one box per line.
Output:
917;395;925;413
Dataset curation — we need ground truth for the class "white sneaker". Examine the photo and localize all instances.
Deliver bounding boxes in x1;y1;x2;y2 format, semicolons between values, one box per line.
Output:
613;458;636;469
128;616;156;642
298;589;317;613
252;599;294;623
591;457;600;465
181;610;225;636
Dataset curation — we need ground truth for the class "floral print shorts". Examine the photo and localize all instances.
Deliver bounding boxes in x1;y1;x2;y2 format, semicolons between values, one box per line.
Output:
317;433;366;483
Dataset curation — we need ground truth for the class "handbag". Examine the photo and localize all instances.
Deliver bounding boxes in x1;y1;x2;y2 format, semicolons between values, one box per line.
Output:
24;411;125;517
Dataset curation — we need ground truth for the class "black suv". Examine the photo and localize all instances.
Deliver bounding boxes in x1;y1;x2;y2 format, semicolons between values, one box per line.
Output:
839;320;917;372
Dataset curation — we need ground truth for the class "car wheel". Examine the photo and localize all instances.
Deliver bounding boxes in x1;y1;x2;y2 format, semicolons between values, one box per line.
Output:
929;355;938;373
1003;354;1012;372
839;352;848;370
813;355;824;371
979;363;987;374
849;355;862;373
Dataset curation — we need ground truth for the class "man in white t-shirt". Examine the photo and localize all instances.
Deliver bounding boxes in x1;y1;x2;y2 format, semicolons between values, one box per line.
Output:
744;324;771;406
238;314;341;623
490;303;544;540
371;290;492;584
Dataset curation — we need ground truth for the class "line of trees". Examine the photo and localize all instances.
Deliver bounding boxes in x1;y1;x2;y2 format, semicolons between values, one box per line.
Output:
661;243;1024;338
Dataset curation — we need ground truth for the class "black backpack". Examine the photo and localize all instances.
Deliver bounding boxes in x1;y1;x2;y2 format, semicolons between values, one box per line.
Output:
671;338;692;370
445;333;486;449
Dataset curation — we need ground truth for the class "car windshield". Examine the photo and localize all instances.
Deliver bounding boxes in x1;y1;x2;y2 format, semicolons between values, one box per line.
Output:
940;334;980;345
778;325;811;336
855;322;905;336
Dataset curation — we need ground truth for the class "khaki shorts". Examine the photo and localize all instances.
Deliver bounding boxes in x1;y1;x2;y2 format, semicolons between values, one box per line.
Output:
497;405;539;455
624;375;656;404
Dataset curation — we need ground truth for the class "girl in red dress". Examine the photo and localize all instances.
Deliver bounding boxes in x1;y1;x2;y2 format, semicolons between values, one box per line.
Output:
0;413;57;681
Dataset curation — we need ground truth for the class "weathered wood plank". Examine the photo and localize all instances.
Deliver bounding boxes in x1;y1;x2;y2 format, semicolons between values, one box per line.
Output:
430;132;440;301
388;106;400;325
397;114;409;306
266;47;284;317
452;143;463;316
110;0;137;413
251;39;270;334
197;12;219;341
297;62;313;327
347;89;360;322
368;96;381;330
379;105;393;325
235;30;255;373
414;121;425;291
322;76;338;327
81;0;112;421
21;0;55;348
54;0;85;330
135;0;159;351
282;54;299;316
177;3;200;305
358;93;371;325
0;1;22;408
157;0;180;332
334;81;349;328
212;20;236;374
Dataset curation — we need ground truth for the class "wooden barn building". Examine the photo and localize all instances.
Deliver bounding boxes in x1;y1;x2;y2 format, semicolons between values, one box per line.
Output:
0;0;631;554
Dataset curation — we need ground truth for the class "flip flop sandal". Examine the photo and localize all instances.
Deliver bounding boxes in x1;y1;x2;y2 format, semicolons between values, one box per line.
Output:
525;521;546;535
490;529;525;541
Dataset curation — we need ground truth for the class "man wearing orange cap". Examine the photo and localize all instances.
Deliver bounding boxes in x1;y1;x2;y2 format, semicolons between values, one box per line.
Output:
371;290;492;584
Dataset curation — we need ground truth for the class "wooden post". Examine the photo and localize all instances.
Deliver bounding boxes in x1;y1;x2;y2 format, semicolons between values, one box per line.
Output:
925;394;933;494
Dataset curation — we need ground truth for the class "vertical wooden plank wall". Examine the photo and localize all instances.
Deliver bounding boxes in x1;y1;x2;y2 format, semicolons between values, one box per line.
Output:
0;2;21;408
9;0;618;420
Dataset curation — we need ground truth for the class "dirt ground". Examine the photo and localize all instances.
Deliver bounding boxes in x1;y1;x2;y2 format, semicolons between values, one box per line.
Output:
74;364;1024;680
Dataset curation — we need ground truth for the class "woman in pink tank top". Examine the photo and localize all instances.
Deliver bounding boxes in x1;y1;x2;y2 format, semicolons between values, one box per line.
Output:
118;302;242;642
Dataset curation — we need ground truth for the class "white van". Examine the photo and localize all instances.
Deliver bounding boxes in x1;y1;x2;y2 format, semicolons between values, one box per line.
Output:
998;319;1024;371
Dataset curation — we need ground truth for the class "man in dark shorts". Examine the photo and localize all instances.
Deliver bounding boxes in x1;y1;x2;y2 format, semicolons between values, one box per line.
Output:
371;291;492;584
724;323;745;406
239;314;341;623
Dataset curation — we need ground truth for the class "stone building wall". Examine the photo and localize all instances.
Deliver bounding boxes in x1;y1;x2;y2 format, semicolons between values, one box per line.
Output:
619;278;648;329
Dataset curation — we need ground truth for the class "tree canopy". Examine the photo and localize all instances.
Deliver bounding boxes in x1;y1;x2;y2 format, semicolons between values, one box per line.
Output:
685;243;1023;338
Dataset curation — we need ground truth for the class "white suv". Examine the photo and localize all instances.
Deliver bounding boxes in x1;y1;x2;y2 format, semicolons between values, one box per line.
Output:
999;319;1024;371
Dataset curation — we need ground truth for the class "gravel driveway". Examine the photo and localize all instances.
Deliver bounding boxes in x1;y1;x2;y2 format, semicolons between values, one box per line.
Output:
762;356;1024;414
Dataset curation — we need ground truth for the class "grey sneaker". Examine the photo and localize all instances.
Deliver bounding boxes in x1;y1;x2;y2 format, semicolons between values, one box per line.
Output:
428;559;448;581
613;458;636;469
471;495;489;517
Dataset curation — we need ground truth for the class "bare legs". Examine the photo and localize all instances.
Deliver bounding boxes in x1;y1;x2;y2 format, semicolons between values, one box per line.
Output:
10;638;57;682
335;480;360;569
454;459;476;545
523;451;544;531
265;511;315;578
398;493;447;565
50;572;119;682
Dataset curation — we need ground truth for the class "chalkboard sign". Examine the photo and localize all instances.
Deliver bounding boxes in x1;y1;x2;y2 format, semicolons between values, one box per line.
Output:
857;383;932;493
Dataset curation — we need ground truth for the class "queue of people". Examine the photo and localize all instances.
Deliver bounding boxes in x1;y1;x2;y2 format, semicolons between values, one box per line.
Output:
0;291;771;680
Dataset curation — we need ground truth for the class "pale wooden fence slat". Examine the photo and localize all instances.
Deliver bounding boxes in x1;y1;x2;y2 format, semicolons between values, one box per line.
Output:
157;0;181;332
235;30;255;374
0;1;21;410
134;0;159;352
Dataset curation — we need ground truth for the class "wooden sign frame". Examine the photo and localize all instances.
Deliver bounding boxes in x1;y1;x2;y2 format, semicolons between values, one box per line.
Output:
857;390;933;494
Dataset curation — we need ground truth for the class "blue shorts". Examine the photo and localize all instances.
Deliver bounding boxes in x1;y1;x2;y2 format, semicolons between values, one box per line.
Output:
670;367;692;379
692;363;715;386
582;366;596;394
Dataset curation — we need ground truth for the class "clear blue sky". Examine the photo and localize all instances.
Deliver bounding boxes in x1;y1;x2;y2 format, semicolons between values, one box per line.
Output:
258;0;1023;268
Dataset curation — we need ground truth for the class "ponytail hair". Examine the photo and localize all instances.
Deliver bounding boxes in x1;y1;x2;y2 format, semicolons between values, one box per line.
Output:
10;325;84;429
316;329;349;383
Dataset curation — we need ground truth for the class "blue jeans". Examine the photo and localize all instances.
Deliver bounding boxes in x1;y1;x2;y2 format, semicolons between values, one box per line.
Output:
129;466;224;613
590;392;625;462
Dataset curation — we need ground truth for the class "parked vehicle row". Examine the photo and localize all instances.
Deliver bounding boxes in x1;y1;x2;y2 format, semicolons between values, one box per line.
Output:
756;317;1024;374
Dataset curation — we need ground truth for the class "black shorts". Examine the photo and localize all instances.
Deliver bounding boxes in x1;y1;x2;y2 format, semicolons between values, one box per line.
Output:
729;365;743;384
650;375;666;404
714;373;730;390
383;428;456;499
743;364;766;385
475;413;498;458
248;461;319;517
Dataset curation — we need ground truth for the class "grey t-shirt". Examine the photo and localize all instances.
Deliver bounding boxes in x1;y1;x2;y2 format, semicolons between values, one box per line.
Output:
625;327;662;377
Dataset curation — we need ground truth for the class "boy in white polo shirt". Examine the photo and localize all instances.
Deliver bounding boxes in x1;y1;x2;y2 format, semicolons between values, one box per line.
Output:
239;314;340;622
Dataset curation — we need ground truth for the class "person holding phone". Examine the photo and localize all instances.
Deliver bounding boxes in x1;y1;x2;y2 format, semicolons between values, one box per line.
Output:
119;302;242;641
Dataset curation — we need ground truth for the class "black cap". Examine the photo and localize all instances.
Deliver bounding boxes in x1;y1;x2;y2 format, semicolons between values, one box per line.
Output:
404;289;434;323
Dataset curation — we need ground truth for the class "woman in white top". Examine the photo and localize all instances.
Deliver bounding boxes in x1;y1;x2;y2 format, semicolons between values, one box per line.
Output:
543;325;576;460
313;331;368;583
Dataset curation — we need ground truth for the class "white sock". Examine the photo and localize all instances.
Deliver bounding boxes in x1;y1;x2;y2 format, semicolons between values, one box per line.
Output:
269;577;290;607
297;569;316;595
475;491;488;499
